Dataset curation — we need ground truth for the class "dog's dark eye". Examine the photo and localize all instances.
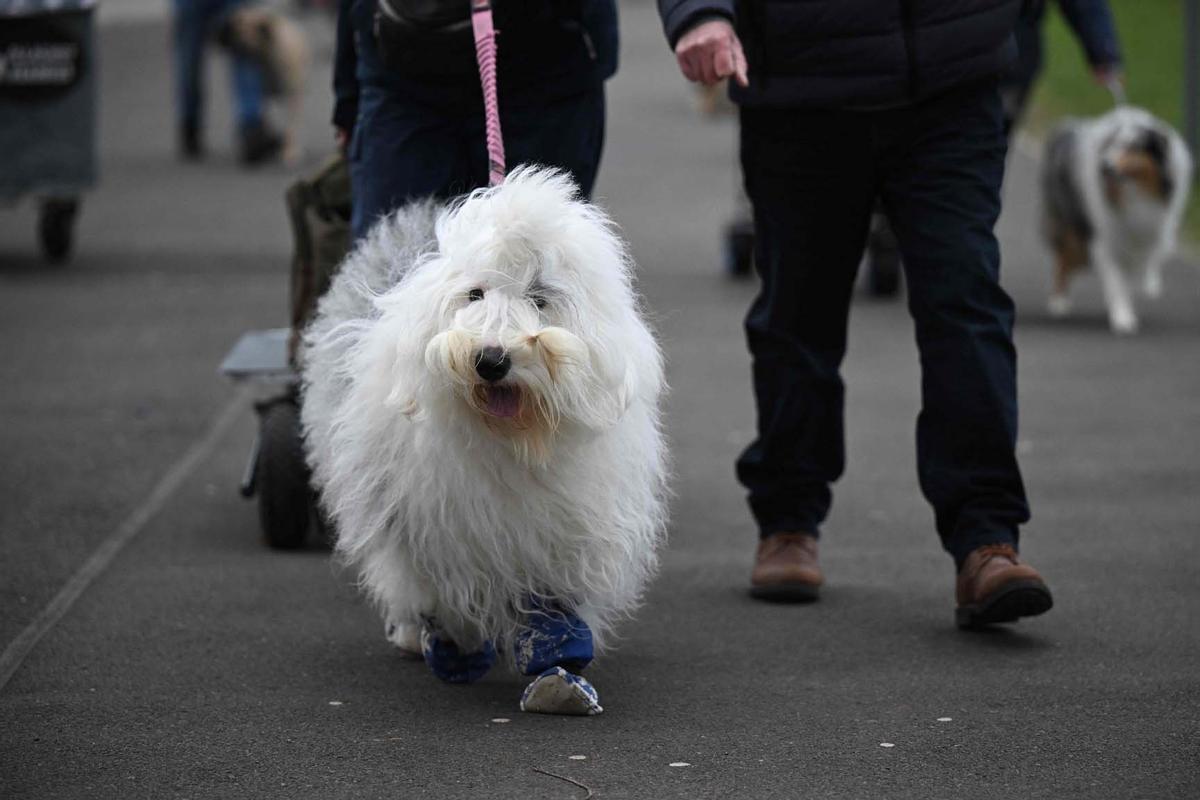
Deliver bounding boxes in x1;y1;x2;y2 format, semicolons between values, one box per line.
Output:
530;293;547;310
467;287;485;302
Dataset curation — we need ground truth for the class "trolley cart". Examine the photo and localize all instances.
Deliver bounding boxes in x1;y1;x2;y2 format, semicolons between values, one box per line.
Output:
0;0;98;262
219;154;350;550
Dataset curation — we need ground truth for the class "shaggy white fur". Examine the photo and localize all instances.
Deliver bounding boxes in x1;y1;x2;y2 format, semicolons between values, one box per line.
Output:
301;167;668;660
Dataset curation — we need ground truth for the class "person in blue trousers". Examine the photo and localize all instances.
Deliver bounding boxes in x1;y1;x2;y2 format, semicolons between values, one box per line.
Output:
171;0;281;164
333;0;617;709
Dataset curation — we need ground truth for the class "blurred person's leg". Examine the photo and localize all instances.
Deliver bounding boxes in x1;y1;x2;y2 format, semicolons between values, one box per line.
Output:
230;56;280;165
217;0;279;164
736;106;876;542
349;89;471;241
878;81;1030;569
172;0;206;158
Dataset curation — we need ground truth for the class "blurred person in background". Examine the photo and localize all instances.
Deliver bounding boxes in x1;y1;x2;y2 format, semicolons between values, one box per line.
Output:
1001;0;1123;135
334;0;618;242
172;0;282;164
658;0;1055;628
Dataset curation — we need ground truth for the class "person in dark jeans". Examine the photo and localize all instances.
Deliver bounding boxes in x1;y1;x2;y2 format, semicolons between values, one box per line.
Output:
1001;0;1122;134
334;0;617;242
658;0;1053;628
171;0;281;164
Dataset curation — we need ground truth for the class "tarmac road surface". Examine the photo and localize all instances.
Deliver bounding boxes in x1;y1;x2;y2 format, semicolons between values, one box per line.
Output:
2;3;1198;797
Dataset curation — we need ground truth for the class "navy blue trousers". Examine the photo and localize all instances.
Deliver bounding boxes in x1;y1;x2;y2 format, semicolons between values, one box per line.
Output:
737;81;1030;567
349;86;605;241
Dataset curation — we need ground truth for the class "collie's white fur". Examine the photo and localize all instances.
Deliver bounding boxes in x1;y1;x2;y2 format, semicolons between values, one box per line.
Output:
300;168;667;659
1042;106;1192;334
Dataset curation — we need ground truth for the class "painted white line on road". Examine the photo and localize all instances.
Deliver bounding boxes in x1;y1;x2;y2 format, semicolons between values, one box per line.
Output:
0;392;247;693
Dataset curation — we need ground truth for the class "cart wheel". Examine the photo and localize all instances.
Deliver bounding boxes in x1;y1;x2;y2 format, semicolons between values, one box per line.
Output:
723;219;755;279
39;198;79;264
256;399;311;549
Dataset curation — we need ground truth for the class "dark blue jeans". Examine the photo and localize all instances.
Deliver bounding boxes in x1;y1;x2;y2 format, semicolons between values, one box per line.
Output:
171;0;263;130
349;85;606;241
737;81;1030;567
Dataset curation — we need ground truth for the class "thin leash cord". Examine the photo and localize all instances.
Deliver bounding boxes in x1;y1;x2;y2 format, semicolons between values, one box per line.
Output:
1106;76;1127;108
472;0;506;186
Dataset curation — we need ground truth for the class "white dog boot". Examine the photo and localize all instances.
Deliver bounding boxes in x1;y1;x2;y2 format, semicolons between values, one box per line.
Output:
384;620;423;658
519;667;603;716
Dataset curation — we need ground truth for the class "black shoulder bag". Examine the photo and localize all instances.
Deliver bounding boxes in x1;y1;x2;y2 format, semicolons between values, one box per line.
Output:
373;0;477;76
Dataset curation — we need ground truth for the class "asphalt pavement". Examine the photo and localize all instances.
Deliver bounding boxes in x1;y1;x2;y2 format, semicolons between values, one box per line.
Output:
2;3;1199;798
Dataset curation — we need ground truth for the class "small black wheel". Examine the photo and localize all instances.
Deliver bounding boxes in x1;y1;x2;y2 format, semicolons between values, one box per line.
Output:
723;219;755;279
256;399;311;549
39;198;79;263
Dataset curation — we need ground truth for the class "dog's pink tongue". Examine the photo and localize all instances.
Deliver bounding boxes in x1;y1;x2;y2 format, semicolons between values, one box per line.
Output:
485;386;521;418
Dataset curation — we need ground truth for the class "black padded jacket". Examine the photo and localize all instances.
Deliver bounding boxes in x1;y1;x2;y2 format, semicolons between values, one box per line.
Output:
658;0;1023;109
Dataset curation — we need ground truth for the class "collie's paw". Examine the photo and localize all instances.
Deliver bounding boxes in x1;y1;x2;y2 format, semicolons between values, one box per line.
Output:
1047;294;1072;318
420;629;496;684
384;620;423;658
1109;310;1139;335
519;667;603;716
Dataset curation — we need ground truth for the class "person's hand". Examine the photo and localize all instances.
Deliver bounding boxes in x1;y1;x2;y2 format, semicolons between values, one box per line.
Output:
674;18;748;88
1091;64;1123;88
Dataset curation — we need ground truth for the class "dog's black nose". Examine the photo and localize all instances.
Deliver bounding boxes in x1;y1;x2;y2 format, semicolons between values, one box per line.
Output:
474;347;511;382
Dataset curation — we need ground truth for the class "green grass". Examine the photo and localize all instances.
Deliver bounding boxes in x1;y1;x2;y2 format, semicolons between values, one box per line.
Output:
1026;0;1199;238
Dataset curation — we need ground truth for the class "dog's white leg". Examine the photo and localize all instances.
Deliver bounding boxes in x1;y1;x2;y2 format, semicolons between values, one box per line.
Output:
1142;249;1166;299
369;552;432;658
1093;243;1138;334
384;619;423;657
1048;253;1074;318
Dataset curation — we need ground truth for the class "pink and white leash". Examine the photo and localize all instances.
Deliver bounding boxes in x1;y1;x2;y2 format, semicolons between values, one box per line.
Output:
471;0;506;186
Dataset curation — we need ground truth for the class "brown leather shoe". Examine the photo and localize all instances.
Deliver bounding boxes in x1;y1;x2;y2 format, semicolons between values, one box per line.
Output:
750;532;823;602
955;544;1053;629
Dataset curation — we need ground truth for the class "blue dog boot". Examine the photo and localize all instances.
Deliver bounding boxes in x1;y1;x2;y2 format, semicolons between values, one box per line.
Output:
420;627;496;684
513;602;594;676
519;666;603;716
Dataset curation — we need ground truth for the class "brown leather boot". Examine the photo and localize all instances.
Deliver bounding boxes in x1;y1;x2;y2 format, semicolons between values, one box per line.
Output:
750;532;823;602
955;544;1053;629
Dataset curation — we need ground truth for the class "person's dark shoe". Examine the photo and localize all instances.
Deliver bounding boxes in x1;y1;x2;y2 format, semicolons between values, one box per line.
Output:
750;532;823;602
180;121;204;161
240;121;283;166
955;544;1053;629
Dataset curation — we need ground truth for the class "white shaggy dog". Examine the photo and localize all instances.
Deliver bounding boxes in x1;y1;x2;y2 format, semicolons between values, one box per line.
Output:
1041;106;1192;334
301;168;667;715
